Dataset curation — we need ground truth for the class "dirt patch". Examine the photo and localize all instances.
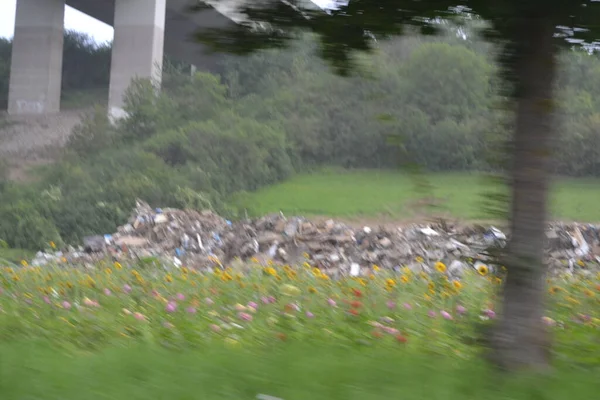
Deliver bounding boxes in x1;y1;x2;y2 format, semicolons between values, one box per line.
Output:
0;110;88;181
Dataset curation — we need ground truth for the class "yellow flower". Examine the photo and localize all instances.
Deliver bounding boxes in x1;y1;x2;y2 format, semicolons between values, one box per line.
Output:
114;262;122;270
584;289;595;298
312;267;322;277
251;257;259;264
308;286;317;293
415;256;424;263
428;282;435;291
402;266;412;275
20;260;28;267
494;277;502;285
452;280;463;290
265;267;277;277
434;262;447;274
60;257;67;263
477;265;489;276
105;268;113;275
49;241;56;249
577;259;585;267
281;284;301;296
386;278;396;287
400;275;409;284
165;274;173;283
221;272;233;282
372;264;381;272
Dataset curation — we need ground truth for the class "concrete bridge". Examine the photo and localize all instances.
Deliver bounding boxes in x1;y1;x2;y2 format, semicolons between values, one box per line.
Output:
7;0;308;118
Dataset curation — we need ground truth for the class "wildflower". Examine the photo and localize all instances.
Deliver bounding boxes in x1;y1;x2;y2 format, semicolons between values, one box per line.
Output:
176;293;185;301
43;296;51;304
61;257;67;263
349;308;360;316
396;334;408;343
327;298;337;307
248;301;258;309
49;241;56;249
542;316;556;326
308;286;317;294
452;280;463;290
281;284;301;296
165;274;173;283
403;303;412;310
549;286;562;295
584;289;595;297
484;309;496;319
415;256;424;263
386;300;396;309
385;278;396;287
440;311;453;320
400;275;410;284
456;305;467;315
20;260;28;267
186;307;197;314
265;267;277;277
210;324;221;333
83;298;99;307
238;312;253;321
372;264;381;272
235;304;247;311
305;311;314;318
435;262;447;274
383;326;399;335
62;301;71;310
350;300;362;309
428;310;436;318
352;288;363;297
205;297;214;305
123;284;132;294
165;301;177;313
477;264;489;276
105;268;113;276
122;308;132;315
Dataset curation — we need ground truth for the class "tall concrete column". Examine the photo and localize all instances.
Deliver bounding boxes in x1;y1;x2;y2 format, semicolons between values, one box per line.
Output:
8;0;65;115
108;0;166;120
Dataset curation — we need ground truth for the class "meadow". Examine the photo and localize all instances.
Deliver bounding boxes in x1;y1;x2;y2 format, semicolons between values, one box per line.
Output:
234;169;600;222
1;259;599;399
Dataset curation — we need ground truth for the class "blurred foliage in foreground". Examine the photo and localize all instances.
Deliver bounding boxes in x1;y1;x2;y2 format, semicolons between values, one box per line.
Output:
2;30;600;249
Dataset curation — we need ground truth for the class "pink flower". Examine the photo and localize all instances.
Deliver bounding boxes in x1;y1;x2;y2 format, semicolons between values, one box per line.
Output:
210;324;221;333
62;301;71;310
205;297;214;305
542;316;556;326
306;311;314;318
166;301;177;313
383;326;400;335
484;309;496;319
248;301;258;309
103;288;111;296
386;300;396;309
261;296;270;304
403;303;412;310
428;310;437;318
43;296;51;304
238;312;253;321
186;307;197;314
440;310;453;320
456;305;467;315
268;296;276;304
152;290;160;298
133;312;146;321
83;298;99;307
176;293;185;301
123;284;132;294
327;298;336;307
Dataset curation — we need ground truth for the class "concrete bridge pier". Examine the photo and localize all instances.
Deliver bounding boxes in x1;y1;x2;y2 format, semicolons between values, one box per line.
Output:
108;0;166;120
8;0;65;115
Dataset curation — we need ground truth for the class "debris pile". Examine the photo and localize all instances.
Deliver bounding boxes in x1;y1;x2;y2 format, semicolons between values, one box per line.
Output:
31;200;600;276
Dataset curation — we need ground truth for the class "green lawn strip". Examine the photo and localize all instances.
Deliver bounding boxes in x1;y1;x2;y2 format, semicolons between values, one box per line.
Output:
1;341;597;400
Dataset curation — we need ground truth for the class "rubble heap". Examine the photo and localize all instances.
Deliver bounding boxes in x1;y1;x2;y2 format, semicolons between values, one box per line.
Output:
32;200;600;276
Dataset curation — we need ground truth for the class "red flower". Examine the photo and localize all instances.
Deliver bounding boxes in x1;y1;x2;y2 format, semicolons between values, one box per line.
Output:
349;308;360;316
350;300;362;309
276;332;287;341
396;334;408;343
371;330;383;339
352;289;363;298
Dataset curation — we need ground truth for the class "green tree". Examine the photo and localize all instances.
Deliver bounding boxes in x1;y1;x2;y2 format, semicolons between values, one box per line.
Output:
193;0;600;370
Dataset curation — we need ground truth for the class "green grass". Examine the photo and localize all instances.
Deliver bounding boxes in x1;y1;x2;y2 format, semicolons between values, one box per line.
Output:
61;88;108;110
235;169;600;222
0;247;34;265
1;342;598;400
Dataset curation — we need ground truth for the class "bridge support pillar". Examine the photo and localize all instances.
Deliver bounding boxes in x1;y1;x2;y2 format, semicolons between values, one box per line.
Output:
108;0;166;120
8;0;65;115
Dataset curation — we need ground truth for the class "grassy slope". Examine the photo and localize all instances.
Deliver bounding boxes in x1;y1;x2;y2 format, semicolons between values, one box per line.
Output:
1;342;597;400
236;169;600;222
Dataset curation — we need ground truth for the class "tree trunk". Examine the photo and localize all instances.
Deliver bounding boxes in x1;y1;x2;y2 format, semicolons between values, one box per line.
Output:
490;15;557;371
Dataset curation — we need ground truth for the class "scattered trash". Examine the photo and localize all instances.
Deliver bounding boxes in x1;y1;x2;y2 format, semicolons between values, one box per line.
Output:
30;200;600;275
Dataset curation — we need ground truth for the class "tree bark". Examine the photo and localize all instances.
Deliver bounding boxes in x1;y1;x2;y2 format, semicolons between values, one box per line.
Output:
490;14;557;371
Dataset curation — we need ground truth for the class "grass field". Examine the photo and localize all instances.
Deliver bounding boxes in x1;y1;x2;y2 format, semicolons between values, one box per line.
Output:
235;169;600;222
2;342;599;400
